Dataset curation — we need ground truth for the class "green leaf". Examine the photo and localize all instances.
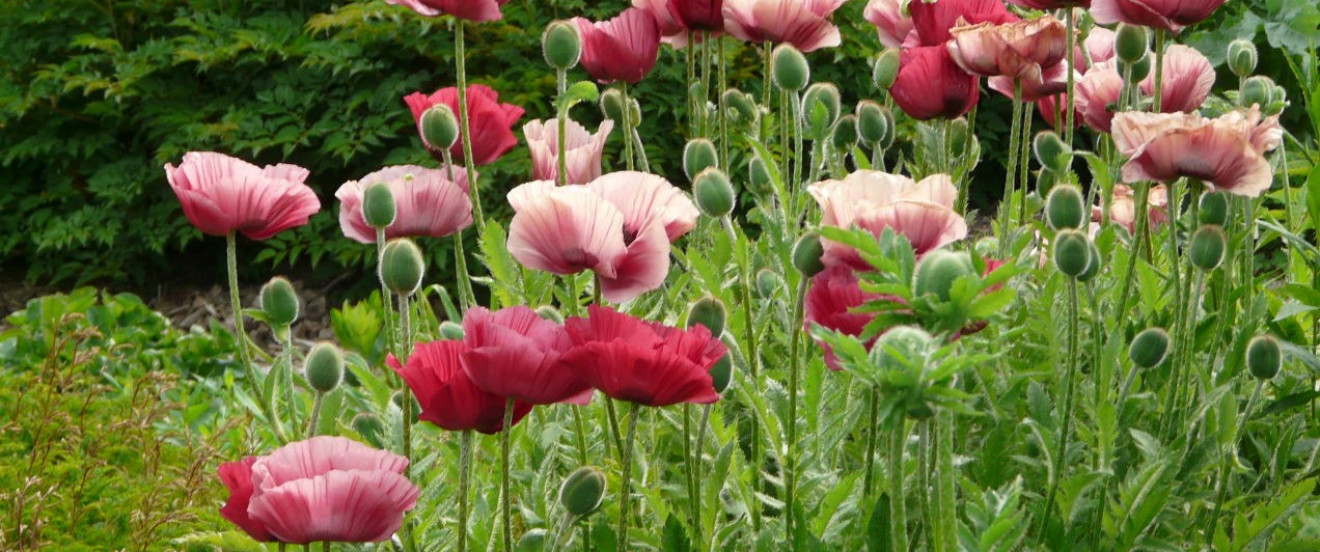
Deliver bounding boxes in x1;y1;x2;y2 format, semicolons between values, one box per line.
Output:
866;494;892;552
661;513;691;552
557;80;600;116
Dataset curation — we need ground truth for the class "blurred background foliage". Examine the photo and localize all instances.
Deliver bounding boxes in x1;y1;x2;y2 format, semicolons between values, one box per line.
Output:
0;0;1312;288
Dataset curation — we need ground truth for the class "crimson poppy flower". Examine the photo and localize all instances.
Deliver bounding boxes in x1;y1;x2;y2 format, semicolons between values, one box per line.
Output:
908;0;1018;46
805;267;887;371
1111;107;1280;197
890;45;981;120
722;0;846;52
389;341;533;434
573;8;663;84
665;0;726;31
404;85;525;166
218;456;276;542
461;306;593;405
562;305;725;407
1091;0;1227;33
335;165;472;244
386;0;511;21
1139;44;1214;114
164;152;321;241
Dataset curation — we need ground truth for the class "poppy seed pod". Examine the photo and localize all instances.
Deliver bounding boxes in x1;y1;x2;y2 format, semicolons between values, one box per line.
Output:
1114;24;1147;64
693;168;736;218
749;155;772;192
304;342;344;393
873;49;901;90
856;101;889;146
1045;184;1086;230
1241;76;1272;108
420;104;460;150
708;354;733;394
542;21;582;71
913;249;976;302
1227;39;1257;78
600;88;627;122
1033;131;1072;173
1052;229;1091;278
1198;192;1229;226
803;83;842;141
361;181;397;230
1189;225;1226;271
756;268;781;298
832;115;859;151
1246;335;1283;380
535;305;565;324
772;45;810;91
684;139;719;181
1078;242;1103;283
688;296;727;337
559;467;607;518
1129;327;1170;368
379;239;425;297
793;232;826;277
439;320;465;340
259;276;300;328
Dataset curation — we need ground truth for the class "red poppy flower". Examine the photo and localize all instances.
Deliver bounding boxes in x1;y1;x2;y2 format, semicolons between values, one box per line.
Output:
890;46;981;120
389;341;533;434
1091;0;1227;33
404;85;525;166
218;456;276;542
573;8;663;84
461;306;593;405
385;0;511;22
805;267;888;371
908;0;1018;46
562;305;725;407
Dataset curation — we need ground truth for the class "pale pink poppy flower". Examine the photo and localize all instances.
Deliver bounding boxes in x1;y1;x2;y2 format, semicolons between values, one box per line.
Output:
243;436;419;544
165;152;321;240
1091;0;1227;33
1139;45;1214;113
1112;109;1275;197
588;171;698;300
1094;183;1169;233
523;118;615;185
722;0;846;53
1215;104;1283;155
385;0;510;21
1074;61;1124;133
335;165;472;244
947;16;1070;79
1084;27;1116;66
809;171;967;270
864;0;916;49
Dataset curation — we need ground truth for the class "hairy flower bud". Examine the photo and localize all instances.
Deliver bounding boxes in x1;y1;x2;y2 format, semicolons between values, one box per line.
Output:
559;466;607;518
873;49;900;90
688;296;727;337
543;21;582;70
535;305;565;324
1227;39;1257;78
260;276;300;328
1188;225;1226;271
684;139;719;181
1052;230;1091;278
856;101;888;146
749;155;772;192
305;342;344;394
420;104;460;150
756;268;781;298
600;88;627;122
913;249;975;302
803;83;842;141
709;354;733;394
693;168;736;218
1129;327;1170;368
724;88;758;127
1115;24;1147;64
1078;242;1102;283
793;232;826;277
1198;192;1229;226
1246;335;1282;380
439;320;465;340
1033;131;1071;173
380;239;425;297
1045;184;1086;230
832;114;858;151
772;45;810;91
362;181;397;230
1241;76;1273;108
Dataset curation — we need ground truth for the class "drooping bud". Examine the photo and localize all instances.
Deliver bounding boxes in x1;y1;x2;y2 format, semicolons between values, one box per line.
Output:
420;104;460;150
1078;242;1102;283
832;114;858;151
948;117;969;154
362;181;397;229
755;268;781;298
304;342;345;394
688;296;728;337
803;83;842;140
542;21;582;71
693;168;736;218
856;101;888;146
709;354;733;394
1033;131;1071;173
260;276;300;328
873;49;901;90
749;155;773;192
1128;327;1170;368
1198;192;1229;226
380;238;425;297
600;88;627;122
792;232;826;277
684;139;720;181
439;320;465;340
1227;39;1257;78
912;249;976;302
1052;230;1091;278
1114;24;1147;64
535;305;565;324
1188;225;1226;271
559;466;607;518
724;88;758;127
772;44;810;91
1045;184;1086;230
1241;76;1272;108
1246;335;1282;380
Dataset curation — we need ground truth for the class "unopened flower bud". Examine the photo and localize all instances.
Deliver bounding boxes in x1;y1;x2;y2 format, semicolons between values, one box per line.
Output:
305;342;344;393
793;232;826;277
439;320;465;340
542;21;582;71
600;88;627;122
684;139;719;181
1033;131;1071;173
772;45;810;91
391;389;421;412
803;83;842;140
856;101;888;146
1198;192;1229;226
421;104;460;150
832;114;858;151
1114;24;1147;64
1036;168;1060;196
362;181;397;229
559;466;607;517
878;108;896;148
749;155;772;192
1045;184;1086;230
693;168;736;218
1189;225;1226;271
1127;54;1152;83
1052;229;1091;278
948;117;969;154
351;412;387;448
535;305;565;324
1241;76;1272;108
1227;39;1257;78
724;88;757;126
709;354;733;394
260;276;300;327
380;239;425;297
1129;327;1170;368
913;249;975;302
1078;242;1102;283
873;49;900;90
872;325;934;372
1246;335;1282;380
688;296;727;337
756;268;781;298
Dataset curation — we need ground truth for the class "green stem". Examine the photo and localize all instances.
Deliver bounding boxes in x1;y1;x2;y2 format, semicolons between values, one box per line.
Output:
1017;96;1034;223
322;541;330;552
1152;30;1166;113
730;218;763;532
605;397;625;463
306;391;324;439
999;82;1023;255
890;421;910;552
932;412;956;552
617;403;642;551
558;68;569;186
1113;183;1151;323
398;293;414;479
621;82;635;171
458;429;472;552
688;31;698;135
718;37;729;169
376;228;399;356
453;233;474;311
502;398;516;552
1041;279;1081;536
1205;379;1264;543
701;30;712;136
785;276;808;542
684;405;701;544
1064;8;1077;147
227;233;287;442
455;22;484;229
281;327;299;436
863;387;880;499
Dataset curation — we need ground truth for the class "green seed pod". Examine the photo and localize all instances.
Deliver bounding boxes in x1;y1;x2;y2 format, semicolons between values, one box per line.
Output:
912;249;976;302
1045;184;1086;230
772;44;810;91
749;155;772;192
600;88;627;122
1128;327;1170;368
1077;242;1103;283
1033;131;1072;173
1115;24;1148;64
708;354;733;394
542;20;582;71
379;238;425;297
1227;39;1257;78
688;296;727;337
948;117;970;154
362;181;397;229
260;276;300;328
1052;229;1091;278
803;83;842;141
1241;76;1273;108
439;320;465;340
420;104;460;150
856;101;888;146
304;342;344;394
832;114;859;151
1189;225;1226;271
1246;335;1283;380
793;232;826;277
684;139;719;181
535;305;565;324
351;413;387;448
1198;192;1229;226
755;268;781;298
873;48;901;90
693;168;736;218
559;466;607;518
725;88;758;127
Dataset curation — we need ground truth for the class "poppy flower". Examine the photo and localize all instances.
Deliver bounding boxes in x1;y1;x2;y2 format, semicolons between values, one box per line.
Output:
721;0;846;53
1091;0;1228;33
633;0;718;47
164;152;321;241
386;0;511;21
1037;93;1081;129
805;266;886;370
1007;0;1091;8
404;85;525;166
1083;27;1116;67
1095;183;1169;233
666;0;727;31
523;118;615;185
562;305;725;407
890;45;981;120
1139;44;1214;114
947;16;1070;80
1074;61;1124;133
809;171;968;270
989;60;1075;102
461;306;593;405
390;341;534;434
226;436;419;544
573;8;663;84
908;0;1018;46
864;0;916;49
335;165;472;244
1111;107;1279;197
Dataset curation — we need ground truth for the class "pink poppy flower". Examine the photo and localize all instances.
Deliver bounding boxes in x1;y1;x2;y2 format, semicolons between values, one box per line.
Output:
890;45;981;120
633;0;719;47
1037;93;1081;129
1007;0;1091;8
1139;44;1214;114
947;16;1070;80
667;0;727;31
238;436;419;544
573;8;663;84
1091;0;1227;32
809;171;968;270
335;165;472;244
164;152;320;240
864;0;916;49
989;61;1076;102
218;457;276;542
1074;61;1124;133
1084;27;1116;67
523;118;615;185
721;0;846;53
1095;183;1169;233
461;306;592;405
562;305;725;407
587;171;700;241
908;0;1019;46
1111;108;1277;197
385;0;510;21
404;85;525;166
804;266;885;371
390;341;534;434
